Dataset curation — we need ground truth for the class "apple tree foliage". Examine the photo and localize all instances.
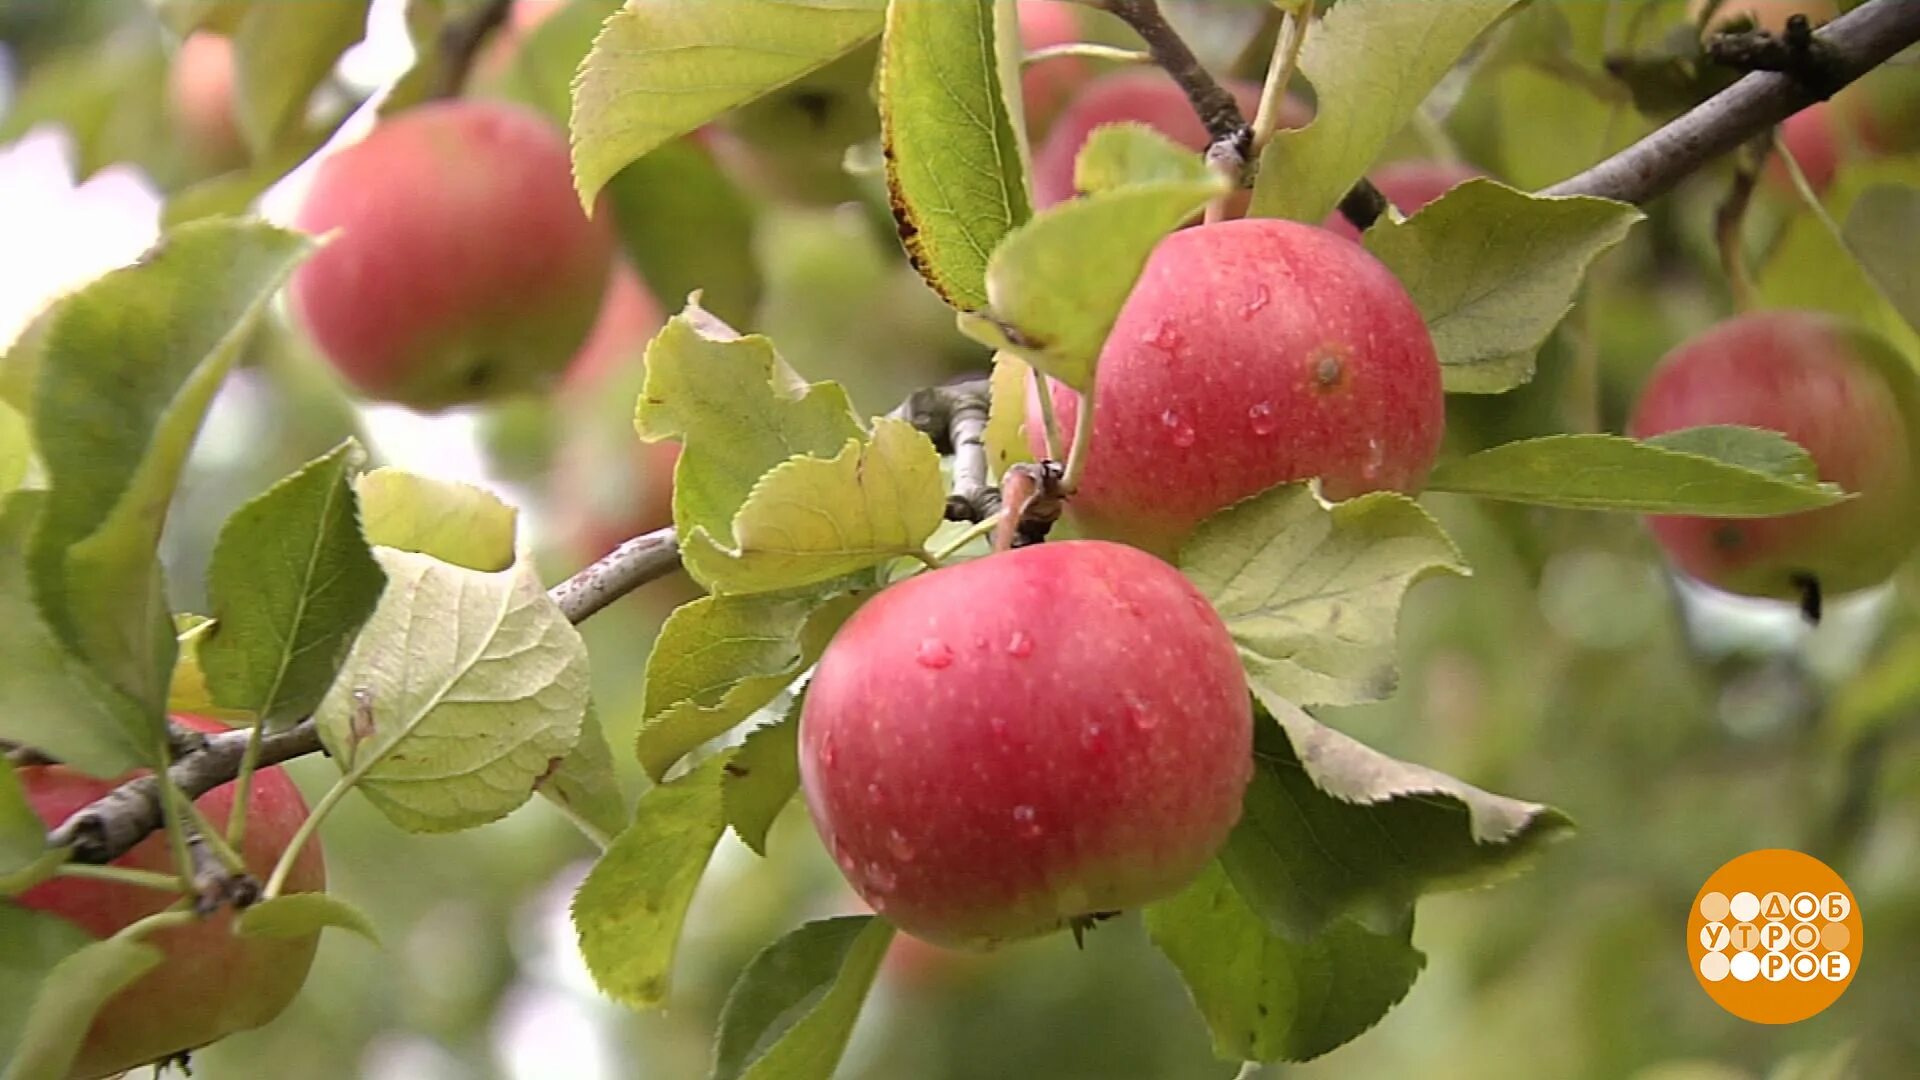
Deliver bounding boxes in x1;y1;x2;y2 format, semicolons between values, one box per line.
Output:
3;0;1920;1077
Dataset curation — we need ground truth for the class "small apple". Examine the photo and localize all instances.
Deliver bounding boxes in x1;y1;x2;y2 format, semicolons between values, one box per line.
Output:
1031;70;1294;209
1018;0;1090;136
12;715;326;1079
1323;159;1484;240
169;32;245;172
1628;310;1920;600
800;540;1252;949
1027;217;1444;558
290;100;616;411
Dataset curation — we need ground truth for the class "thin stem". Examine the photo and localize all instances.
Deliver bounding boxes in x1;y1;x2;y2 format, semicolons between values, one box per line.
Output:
178;793;248;877
1715;136;1769;312
932;515;1004;563
1060;389;1099;495
1025;43;1151;67
153;732;194;891
1774;131;1848;243
113;906;198;943
1249;7;1308;156
1029;366;1062;461
545;796;612;852
262;774;353;899
56;863;185;893
225;720;265;851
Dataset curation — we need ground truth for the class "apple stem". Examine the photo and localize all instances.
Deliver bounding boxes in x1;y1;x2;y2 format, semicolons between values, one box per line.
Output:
1714;134;1768;313
1772;129;1858;272
1248;5;1308;159
225;720;266;852
1023;43;1151;68
56;863;187;895
1060;389;1097;496
1029;367;1063;461
261;774;353;900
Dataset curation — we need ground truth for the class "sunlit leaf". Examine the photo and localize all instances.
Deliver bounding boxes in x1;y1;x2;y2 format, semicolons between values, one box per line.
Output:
355;467;518;573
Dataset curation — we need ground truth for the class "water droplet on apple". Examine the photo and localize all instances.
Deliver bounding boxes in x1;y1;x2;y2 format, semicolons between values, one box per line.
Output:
1011;804;1043;839
1147;318;1183;355
1125;691;1158;731
834;838;857;875
1160;409;1196;449
867;861;899;893
1081;720;1106;751
1239;284;1270;319
1362;437;1386;483
988;715;1009;736
916;638;955;669
1248;401;1278;436
866;782;883;803
1004;630;1034;658
887;828;916;862
820;733;837;766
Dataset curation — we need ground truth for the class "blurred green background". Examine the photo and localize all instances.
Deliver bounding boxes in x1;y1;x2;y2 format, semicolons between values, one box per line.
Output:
4;0;1919;1077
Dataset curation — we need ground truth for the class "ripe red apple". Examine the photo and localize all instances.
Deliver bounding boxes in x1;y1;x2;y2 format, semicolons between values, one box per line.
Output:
12;715;326;1079
1324;159;1484;240
1628;310;1920;600
290;100;616;410
1031;70;1292;208
1018;0;1089;136
1027;217;1444;558
1767;102;1845;194
169;33;245;172
799;540;1253;949
558;262;664;394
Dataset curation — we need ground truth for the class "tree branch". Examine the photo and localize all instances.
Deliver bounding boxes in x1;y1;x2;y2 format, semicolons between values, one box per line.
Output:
429;0;516;99
891;378;996;522
1096;0;1253;182
1544;0;1920;202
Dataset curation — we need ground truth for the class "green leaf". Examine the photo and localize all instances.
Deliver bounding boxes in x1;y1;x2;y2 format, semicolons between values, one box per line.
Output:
971;172;1226;391
497;0;626;121
0;760;48;881
880;0;1030;311
28;219;312;720
1362;181;1643;394
681;419;945;595
235;892;381;945
1181;484;1468;708
1426;431;1849;514
711;914;895;1080
0;905;92;1060
1249;0;1523;222
639;589;864;780
232;0;371;156
537;703;630;848
604;140;763;328
0;494;149;777
314;548;589;833
0;400;28;495
570;0;887;206
354;468;518;573
1842;183;1920;337
1073;121;1215;194
723;699;803;856
1829;631;1920;741
1224;703;1572;942
201;441;385;726
984;352;1035;476
1145;863;1424;1065
637;305;863;544
1758;160;1920;358
0;936;163;1080
573;753;732;1009
0;848;70;898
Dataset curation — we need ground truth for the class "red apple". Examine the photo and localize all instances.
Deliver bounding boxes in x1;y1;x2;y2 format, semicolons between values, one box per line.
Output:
799;540;1252;948
12;715;326;1079
1028;217;1444;558
290;100;616;410
1323;159;1484;241
558;262;665;395
1018;0;1089;136
169;33;245;171
1628;310;1920;599
1766;102;1845;194
1031;70;1295;209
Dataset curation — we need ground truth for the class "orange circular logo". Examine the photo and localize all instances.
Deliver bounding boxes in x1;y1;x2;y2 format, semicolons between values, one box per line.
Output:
1687;849;1862;1024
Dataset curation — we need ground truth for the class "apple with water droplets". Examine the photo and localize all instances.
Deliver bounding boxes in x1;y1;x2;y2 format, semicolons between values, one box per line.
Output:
1629;309;1920;600
799;540;1252;949
11;715;326;1079
1029;217;1444;558
290;100;616;410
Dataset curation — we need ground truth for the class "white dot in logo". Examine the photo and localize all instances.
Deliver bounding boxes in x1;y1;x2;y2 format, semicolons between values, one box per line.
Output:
1699;951;1731;982
1792;952;1820;981
1791;892;1820;921
1699;891;1730;922
1822;891;1851;922
1699;922;1730;953
1731;951;1761;981
1759;921;1789;952
1760;891;1789;921
1729;891;1761;922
